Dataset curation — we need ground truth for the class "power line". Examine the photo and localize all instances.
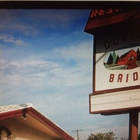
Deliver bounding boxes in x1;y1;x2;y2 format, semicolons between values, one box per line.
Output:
72;129;83;140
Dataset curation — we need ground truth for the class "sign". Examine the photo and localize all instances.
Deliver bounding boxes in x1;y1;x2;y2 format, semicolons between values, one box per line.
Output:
94;27;140;94
84;9;140;114
90;25;140;113
90;9;124;19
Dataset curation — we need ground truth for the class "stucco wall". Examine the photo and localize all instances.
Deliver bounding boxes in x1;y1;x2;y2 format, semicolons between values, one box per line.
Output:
0;117;54;140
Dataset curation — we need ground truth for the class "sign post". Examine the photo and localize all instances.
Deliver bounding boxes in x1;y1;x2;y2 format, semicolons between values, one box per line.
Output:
129;110;139;140
84;9;140;140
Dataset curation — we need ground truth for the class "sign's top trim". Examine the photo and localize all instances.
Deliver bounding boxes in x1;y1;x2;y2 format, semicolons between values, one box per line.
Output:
84;9;140;34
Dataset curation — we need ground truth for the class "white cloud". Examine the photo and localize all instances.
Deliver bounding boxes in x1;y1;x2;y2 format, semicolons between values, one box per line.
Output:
15;39;26;46
0;34;28;46
102;119;115;125
0;39;92;91
49;40;92;61
0;10;41;36
0;40;93;140
0;40;92;104
10;23;40;36
0;34;14;43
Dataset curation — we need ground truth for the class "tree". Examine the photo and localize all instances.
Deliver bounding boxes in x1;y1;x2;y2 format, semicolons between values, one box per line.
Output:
112;51;117;64
115;55;119;64
87;131;117;140
107;53;113;65
136;48;140;61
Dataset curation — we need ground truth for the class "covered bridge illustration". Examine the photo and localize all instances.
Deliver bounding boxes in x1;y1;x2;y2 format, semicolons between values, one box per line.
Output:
117;49;138;69
0;103;74;140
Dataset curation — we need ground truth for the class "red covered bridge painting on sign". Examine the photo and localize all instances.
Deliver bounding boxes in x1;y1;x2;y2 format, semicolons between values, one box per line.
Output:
104;46;140;70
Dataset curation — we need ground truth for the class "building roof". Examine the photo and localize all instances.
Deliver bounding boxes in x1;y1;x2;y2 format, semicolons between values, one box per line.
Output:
0;103;74;140
119;49;138;59
0;103;32;113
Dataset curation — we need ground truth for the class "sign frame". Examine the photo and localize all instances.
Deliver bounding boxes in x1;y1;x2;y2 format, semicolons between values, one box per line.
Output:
85;11;140;114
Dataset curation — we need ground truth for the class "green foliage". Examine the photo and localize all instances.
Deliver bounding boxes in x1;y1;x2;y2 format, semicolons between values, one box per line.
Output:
112;51;117;64
87;131;117;140
107;53;113;65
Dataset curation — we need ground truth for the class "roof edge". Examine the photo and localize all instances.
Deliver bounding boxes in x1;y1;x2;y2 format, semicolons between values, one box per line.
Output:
0;103;74;140
28;108;74;140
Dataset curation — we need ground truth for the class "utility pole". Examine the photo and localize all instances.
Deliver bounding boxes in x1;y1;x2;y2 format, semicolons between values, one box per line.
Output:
72;129;83;140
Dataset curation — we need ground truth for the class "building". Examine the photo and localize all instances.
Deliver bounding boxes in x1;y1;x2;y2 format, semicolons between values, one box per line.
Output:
0;103;74;140
117;49;138;69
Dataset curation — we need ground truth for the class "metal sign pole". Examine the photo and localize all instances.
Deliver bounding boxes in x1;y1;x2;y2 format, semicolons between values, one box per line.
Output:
129;110;139;140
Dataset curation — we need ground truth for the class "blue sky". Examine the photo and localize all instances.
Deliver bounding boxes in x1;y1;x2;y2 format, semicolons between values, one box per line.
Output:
0;9;134;140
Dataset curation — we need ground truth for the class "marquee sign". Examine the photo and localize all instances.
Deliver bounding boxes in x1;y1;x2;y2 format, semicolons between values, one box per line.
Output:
84;9;140;114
